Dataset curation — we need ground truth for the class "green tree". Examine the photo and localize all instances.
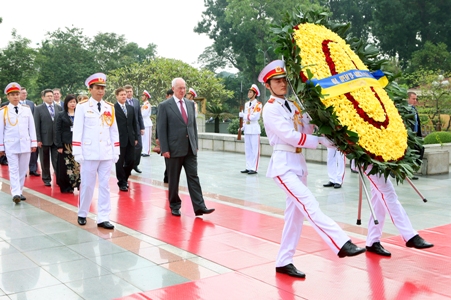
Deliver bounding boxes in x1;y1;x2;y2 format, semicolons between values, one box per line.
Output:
0;30;37;94
106;57;233;108
36;27;96;94
372;0;451;67
409;42;451;73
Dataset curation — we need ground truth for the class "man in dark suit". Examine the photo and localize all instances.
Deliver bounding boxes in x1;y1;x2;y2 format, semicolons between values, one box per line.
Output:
114;87;139;191
124;85;145;174
34;89;62;186
407;91;423;180
156;77;215;217
20;87;40;176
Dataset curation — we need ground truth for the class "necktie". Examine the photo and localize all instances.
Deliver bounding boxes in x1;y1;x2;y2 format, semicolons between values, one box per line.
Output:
49;105;54;118
128;99;133;106
14;106;18;114
97;102;101;112
412;106;418;133
284;100;292;113
122;105;127;116
179;100;188;124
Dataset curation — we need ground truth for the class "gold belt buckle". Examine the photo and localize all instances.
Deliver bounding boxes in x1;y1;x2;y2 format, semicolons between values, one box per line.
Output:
296;147;302;153
246;121;250;124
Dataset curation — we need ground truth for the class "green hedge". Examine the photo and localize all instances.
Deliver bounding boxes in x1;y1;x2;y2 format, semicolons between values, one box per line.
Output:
424;131;451;144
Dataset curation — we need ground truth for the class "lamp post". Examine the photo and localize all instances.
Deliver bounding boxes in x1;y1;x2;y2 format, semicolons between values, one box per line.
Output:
258;46;273;102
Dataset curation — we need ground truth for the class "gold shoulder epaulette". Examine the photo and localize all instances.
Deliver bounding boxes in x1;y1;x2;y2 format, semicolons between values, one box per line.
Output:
78;99;88;104
268;98;275;103
105;101;114;106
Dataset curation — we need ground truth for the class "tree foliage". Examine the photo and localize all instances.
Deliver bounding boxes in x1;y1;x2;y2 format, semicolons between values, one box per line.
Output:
409;42;451;73
106;57;233;108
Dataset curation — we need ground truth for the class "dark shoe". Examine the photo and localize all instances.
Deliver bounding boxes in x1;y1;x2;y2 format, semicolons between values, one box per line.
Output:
134;167;142;173
44;182;51;186
97;221;114;229
411;176;419;180
20;195;26;201
30;171;41;176
171;209;181;217
275;263;306;278
12;195;21;204
323;181;335;187
163;178;168;183
195;208;215;216
406;234;433;249
337;240;366;258
350;168;358;174
366;242;391;257
333;183;342;189
77;217;87;226
119;186;128;192
247;170;257;175
61;190;73;194
141;154;150;157
240;169;249;173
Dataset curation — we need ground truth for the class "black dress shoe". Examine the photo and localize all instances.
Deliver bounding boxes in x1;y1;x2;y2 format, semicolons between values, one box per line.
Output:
44;182;51;186
97;221;115;229
141;154;150;157
240;169;249;173
333;183;342;189
78;217;87;226
323;181;335;187
195;208;215;216
406;234;433;249
134;167;142;173
171;209;181;216
366;242;391;257
163;178;168;183
119;186;128;192
20;195;26;201
337;240;366;258
276;263;306;278
411;176;419;180
12;195;21;204
30;171;41;176
247;170;257;175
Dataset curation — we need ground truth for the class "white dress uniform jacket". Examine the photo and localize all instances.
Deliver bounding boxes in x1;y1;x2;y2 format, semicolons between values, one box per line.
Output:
242;99;262;134
0;103;37;153
141;100;152;127
72;98;120;160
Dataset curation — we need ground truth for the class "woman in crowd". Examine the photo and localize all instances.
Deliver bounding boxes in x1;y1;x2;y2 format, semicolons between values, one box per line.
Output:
54;95;80;193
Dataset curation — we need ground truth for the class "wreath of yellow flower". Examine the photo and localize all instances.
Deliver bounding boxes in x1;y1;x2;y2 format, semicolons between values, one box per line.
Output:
292;23;407;161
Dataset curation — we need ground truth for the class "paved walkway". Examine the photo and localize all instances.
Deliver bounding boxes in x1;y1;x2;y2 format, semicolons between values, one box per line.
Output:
0;150;449;299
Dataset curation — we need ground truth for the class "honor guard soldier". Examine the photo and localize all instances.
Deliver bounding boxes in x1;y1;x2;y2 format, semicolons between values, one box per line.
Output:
259;60;365;278
0;83;37;203
239;84;262;175
73;73;120;229
141;90;152;157
186;88;198;117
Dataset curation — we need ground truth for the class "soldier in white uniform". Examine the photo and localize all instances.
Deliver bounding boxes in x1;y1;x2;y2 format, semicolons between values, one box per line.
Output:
259;60;365;278
239;84;262;175
323;148;346;188
186;88;198;118
0;83;37;203
73;73;120;229
140;90;152;157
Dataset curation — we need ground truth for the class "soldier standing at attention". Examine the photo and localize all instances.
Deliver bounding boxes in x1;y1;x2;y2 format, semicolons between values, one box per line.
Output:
73;73;120;229
0;83;37;203
239;84;262;175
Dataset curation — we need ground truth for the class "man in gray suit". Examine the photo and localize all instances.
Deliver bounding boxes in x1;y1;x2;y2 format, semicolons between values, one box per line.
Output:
157;77;215;217
124;85;145;173
19;87;40;176
34;89;62;186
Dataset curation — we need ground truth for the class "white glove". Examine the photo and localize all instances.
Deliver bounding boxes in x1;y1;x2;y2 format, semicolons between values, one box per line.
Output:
241;127;245;132
74;154;84;163
113;155;119;163
239;112;245;118
318;137;335;148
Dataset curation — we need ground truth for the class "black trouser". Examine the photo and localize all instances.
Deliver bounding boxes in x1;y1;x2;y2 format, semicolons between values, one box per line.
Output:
116;142;136;187
39;144;58;183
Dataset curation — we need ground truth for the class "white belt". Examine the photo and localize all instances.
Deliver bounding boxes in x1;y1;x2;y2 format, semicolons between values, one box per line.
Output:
273;144;302;153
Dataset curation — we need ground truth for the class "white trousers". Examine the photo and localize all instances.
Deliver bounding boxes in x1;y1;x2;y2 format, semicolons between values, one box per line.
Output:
274;171;349;267
78;159;113;223
327;148;345;184
142;125;152;155
7;152;31;196
244;134;260;171
365;173;417;246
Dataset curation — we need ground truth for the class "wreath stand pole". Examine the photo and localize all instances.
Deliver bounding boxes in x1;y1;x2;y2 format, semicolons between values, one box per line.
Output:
405;177;428;203
356;175;363;225
357;166;379;225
